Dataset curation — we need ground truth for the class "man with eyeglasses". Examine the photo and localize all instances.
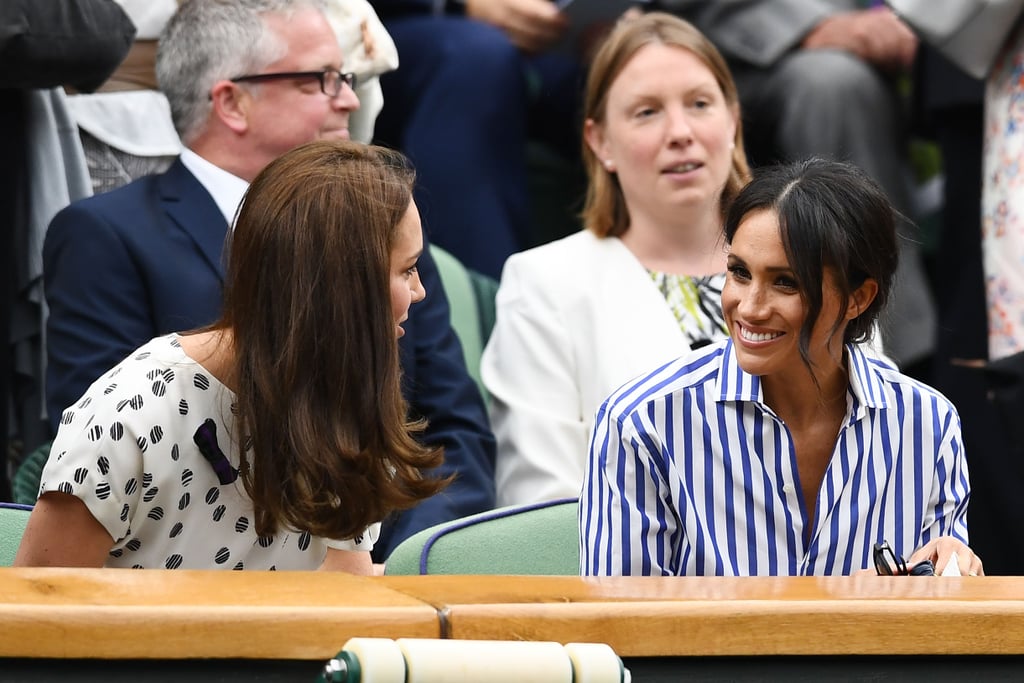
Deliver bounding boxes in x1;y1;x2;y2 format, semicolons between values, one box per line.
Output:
42;0;497;561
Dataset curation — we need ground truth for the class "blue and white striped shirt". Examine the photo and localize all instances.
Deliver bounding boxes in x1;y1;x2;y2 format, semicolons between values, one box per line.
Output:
580;340;970;576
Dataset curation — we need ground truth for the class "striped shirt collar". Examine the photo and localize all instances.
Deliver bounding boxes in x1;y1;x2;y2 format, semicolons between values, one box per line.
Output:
712;339;892;415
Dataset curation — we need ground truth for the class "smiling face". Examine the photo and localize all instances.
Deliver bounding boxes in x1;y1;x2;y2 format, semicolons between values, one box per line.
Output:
722;209;864;383
390;200;426;338
584;43;737;228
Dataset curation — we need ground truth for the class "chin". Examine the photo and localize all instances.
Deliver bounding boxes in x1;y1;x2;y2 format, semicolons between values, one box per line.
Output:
731;345;774;377
323;128;350;141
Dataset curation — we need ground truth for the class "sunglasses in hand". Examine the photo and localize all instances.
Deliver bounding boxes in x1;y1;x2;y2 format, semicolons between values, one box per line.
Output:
873;541;935;576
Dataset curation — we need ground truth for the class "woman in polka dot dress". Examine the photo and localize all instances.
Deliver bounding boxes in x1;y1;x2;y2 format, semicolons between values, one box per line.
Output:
15;140;446;572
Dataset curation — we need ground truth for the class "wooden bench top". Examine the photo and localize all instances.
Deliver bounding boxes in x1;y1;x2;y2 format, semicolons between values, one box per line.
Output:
0;568;438;659
2;569;1023;659
381;575;1024;656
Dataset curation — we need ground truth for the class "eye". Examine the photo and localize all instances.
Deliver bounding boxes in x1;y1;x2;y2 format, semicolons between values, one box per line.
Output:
404;265;419;278
775;275;800;291
727;263;750;281
634;106;657;119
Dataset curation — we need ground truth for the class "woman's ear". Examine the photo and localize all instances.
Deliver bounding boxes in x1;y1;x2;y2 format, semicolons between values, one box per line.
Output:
583;118;607;162
847;278;879;320
209;80;251;135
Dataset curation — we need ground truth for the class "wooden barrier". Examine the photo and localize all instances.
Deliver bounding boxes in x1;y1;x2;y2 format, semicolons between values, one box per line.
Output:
381;574;1024;656
0;568;438;660
2;568;1024;681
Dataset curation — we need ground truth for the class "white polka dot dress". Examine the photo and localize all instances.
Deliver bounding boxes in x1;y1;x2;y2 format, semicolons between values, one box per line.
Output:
42;334;379;569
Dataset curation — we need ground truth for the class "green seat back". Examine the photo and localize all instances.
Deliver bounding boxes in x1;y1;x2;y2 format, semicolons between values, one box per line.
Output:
13;441;50;506
384;498;579;575
429;245;497;404
0;503;32;566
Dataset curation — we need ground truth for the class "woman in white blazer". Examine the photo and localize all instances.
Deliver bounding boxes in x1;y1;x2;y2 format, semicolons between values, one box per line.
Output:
482;13;752;506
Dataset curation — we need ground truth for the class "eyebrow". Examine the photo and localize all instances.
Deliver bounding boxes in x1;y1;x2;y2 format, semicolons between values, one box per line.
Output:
726;253;794;274
398;248;423;264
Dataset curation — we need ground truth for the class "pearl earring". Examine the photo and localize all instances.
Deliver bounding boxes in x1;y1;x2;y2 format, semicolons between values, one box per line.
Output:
603;159;615;171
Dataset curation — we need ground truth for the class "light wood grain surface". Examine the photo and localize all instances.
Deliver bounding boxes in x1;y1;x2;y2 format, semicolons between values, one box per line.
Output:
3;570;1024;660
381;575;1024;656
0;568;439;659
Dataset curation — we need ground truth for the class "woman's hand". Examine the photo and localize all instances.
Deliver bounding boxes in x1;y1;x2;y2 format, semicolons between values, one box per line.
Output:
908;537;984;576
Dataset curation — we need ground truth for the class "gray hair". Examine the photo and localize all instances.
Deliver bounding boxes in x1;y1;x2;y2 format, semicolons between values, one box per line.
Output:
156;0;328;144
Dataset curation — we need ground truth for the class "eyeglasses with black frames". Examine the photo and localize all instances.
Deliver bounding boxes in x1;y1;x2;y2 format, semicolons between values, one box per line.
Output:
229;68;357;97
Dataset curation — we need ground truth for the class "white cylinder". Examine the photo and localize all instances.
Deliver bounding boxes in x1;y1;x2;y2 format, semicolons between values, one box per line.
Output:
340;637;406;683
397;638;573;683
564;643;627;683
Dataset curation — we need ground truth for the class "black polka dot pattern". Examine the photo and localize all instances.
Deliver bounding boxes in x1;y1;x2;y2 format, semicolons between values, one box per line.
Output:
38;335;376;570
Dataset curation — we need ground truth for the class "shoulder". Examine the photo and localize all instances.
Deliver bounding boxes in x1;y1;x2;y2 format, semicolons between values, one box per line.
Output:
57;336;212;431
505;231;621;275
47;172;166;241
499;231;625;299
601;342;727;427
852;346;959;421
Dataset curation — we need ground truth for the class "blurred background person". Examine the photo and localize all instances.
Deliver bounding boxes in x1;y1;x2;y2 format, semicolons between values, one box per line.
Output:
482;13;749;505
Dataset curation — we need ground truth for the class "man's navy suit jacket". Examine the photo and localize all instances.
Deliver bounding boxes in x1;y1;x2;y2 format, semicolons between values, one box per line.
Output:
43;158;496;558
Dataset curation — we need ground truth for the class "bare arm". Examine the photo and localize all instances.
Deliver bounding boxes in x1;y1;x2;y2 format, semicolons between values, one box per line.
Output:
14;493;114;567
319;548;375;574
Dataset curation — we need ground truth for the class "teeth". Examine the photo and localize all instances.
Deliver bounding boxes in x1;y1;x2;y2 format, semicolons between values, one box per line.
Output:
667;162;699;173
740;326;782;342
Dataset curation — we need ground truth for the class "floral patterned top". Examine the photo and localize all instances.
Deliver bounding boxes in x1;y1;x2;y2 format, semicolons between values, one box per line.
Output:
648;270;729;349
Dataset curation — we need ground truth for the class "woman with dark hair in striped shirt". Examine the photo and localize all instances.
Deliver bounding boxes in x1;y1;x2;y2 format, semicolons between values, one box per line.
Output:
581;157;983;577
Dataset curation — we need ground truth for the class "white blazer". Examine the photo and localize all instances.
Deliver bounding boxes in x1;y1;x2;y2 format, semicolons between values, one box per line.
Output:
482;230;699;506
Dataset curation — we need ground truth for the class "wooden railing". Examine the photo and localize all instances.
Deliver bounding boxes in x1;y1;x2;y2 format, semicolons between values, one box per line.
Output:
2;569;1023;660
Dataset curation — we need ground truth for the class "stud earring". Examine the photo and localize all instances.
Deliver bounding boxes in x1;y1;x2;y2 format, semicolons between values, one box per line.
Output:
603;159;615;171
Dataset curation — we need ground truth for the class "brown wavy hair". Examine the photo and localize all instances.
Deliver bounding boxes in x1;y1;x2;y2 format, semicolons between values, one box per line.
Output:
581;12;751;238
218;139;446;539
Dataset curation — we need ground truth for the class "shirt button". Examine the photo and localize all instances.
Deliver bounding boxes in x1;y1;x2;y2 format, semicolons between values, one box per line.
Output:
782;484;796;495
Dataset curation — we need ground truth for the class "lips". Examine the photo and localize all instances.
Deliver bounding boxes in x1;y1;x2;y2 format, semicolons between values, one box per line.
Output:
662;160;702;173
323;127;350;141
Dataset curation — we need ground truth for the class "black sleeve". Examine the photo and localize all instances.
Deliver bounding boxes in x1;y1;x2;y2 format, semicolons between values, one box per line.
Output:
0;0;136;92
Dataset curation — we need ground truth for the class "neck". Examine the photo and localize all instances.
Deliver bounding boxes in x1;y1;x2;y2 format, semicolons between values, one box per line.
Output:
620;202;726;276
179;328;237;391
761;353;849;427
189;136;262;183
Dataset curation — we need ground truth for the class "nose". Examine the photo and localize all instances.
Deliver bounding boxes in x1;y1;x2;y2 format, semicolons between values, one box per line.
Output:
736;282;769;321
411;271;426;304
332;79;360;111
666;107;693;144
